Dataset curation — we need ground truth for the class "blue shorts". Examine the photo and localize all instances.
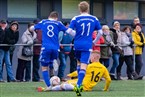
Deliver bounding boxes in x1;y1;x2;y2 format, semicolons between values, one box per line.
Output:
39;49;58;66
75;50;91;64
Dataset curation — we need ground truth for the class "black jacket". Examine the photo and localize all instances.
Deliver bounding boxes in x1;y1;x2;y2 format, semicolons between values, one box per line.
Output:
110;28;121;54
1;28;19;51
0;27;5;44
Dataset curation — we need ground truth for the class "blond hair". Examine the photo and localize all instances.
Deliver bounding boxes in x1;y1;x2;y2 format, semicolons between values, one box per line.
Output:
90;50;100;62
49;11;59;18
102;25;109;30
78;1;89;13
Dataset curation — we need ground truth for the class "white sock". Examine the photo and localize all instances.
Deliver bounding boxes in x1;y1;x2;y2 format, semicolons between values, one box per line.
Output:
61;83;74;91
51;85;62;91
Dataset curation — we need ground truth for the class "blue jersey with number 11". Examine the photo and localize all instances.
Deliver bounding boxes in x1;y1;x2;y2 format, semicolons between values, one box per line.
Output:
34;19;67;50
69;14;102;51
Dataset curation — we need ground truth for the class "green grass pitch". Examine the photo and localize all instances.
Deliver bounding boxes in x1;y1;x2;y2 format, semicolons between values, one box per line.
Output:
0;80;145;97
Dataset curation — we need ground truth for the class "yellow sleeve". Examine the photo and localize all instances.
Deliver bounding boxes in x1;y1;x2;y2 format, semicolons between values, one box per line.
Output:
102;67;111;91
67;71;78;78
142;33;145;44
132;32;143;46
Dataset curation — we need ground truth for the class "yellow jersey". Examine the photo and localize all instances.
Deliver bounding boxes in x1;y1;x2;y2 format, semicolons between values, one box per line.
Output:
67;62;111;91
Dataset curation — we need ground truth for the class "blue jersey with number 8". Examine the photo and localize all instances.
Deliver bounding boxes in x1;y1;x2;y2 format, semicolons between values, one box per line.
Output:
34;19;67;50
69;14;102;51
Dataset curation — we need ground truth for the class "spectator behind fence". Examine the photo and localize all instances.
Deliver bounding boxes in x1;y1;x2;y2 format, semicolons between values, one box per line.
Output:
117;26;143;80
109;21;122;80
69;39;77;73
92;30;104;52
132;23;145;76
0;20;7;82
0;20;17;82
58;22;73;81
16;23;37;82
131;17;140;30
2;21;19;82
8;21;19;64
32;19;42;82
100;25;114;68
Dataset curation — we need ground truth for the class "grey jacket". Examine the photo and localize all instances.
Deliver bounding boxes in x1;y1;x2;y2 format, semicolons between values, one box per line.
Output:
101;31;114;59
17;29;37;61
121;32;133;56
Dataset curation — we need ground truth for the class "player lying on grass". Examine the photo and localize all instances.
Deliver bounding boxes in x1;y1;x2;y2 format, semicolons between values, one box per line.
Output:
37;50;111;93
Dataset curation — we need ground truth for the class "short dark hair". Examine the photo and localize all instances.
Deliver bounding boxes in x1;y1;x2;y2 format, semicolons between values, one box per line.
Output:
63;22;69;26
49;11;59;18
33;19;40;24
28;22;35;28
0;20;7;24
134;23;142;29
122;26;131;32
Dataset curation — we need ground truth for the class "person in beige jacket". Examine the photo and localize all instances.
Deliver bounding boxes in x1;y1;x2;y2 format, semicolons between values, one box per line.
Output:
16;23;37;82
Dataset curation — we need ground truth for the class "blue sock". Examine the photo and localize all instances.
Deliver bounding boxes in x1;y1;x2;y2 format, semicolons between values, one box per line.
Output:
77;69;86;87
77;65;80;74
42;70;50;87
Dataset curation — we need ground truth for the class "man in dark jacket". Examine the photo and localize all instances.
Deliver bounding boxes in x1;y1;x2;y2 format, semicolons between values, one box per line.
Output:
0;20;8;82
0;20;18;82
0;21;5;44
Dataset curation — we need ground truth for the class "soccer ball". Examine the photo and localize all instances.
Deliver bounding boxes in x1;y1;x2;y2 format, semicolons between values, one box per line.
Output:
50;76;60;86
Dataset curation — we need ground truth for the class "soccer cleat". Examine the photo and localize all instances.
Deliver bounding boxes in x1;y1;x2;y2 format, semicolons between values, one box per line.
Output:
37;86;52;92
79;85;83;92
37;86;45;92
74;86;82;96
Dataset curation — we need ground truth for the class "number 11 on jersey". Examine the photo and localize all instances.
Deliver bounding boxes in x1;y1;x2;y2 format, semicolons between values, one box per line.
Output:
81;23;91;36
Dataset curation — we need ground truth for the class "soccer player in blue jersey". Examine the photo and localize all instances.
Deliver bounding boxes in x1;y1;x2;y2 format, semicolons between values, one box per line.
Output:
30;11;67;90
66;1;103;96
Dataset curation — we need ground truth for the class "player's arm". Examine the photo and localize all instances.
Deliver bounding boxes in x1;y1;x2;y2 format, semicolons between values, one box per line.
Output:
66;28;76;37
93;29;103;44
30;20;43;32
102;67;111;91
58;21;76;36
67;71;78;78
93;19;103;44
66;17;76;36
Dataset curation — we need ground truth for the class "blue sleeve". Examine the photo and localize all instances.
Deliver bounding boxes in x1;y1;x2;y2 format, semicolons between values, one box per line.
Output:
59;22;67;31
95;18;102;30
69;17;76;30
34;20;43;30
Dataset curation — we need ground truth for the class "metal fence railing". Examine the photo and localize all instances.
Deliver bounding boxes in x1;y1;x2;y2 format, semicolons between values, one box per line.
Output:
0;44;137;81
